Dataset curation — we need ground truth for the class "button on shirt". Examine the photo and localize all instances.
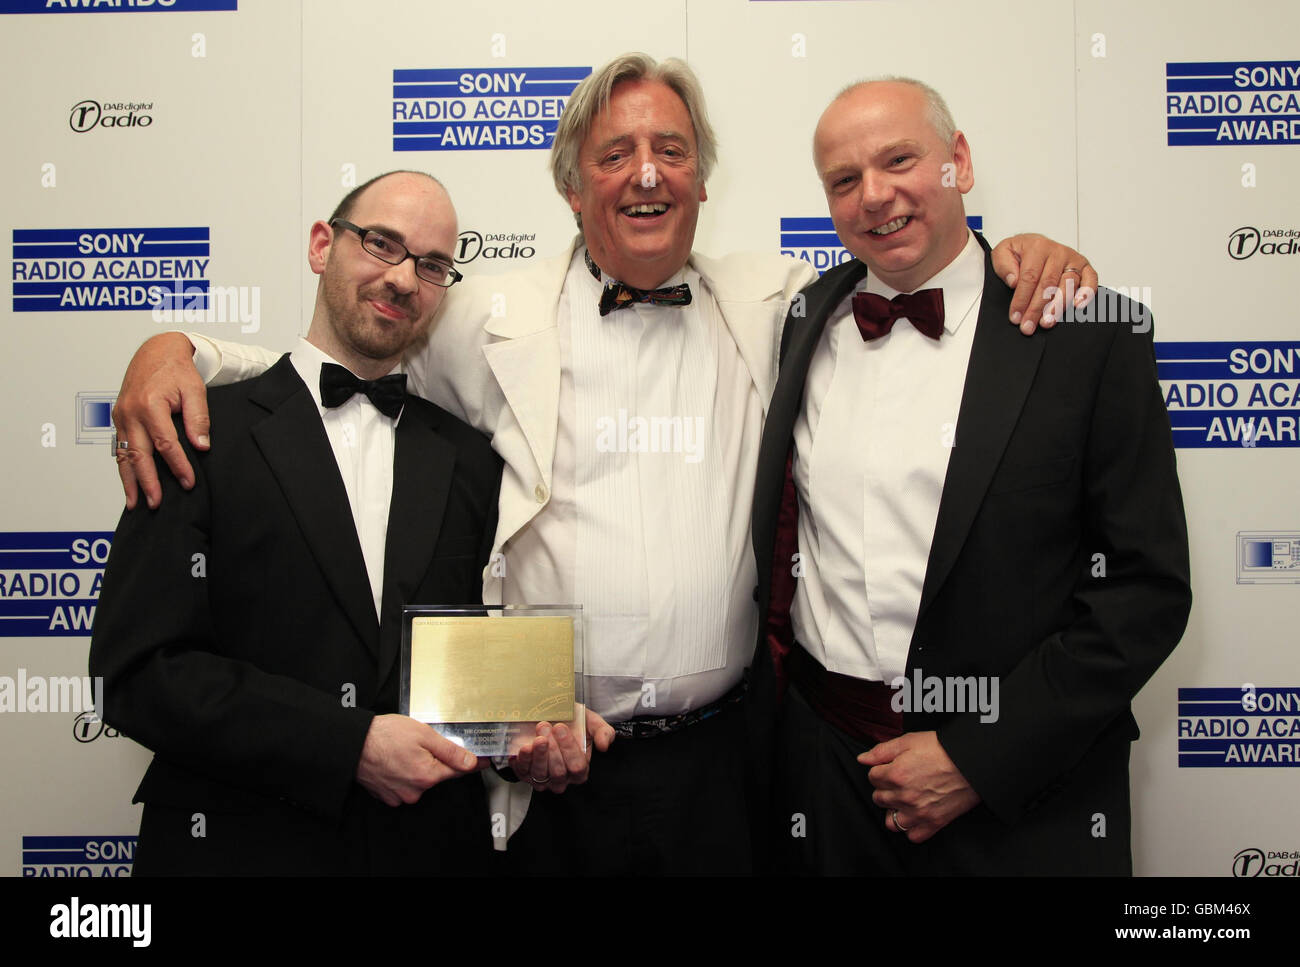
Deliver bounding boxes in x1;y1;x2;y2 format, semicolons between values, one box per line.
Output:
504;248;765;721
289;338;399;620
790;231;984;684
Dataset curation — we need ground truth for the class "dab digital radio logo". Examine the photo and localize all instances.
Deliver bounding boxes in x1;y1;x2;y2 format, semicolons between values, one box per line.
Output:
1227;226;1300;259
72;711;119;743
392;67;591;151
69;99;154;132
1233;847;1300;876
454;230;537;265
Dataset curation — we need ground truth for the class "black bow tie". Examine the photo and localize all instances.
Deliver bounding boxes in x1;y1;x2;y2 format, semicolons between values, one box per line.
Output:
585;248;693;317
319;363;406;419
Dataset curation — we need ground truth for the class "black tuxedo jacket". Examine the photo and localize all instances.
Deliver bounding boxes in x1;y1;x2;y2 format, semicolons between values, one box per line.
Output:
749;236;1192;872
90;355;502;874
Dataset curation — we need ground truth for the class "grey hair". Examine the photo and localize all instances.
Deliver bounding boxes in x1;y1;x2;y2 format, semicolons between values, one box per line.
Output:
550;52;718;208
830;76;958;146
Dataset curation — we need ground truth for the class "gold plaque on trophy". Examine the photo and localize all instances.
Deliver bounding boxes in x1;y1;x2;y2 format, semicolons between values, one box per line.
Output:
399;606;585;757
407;615;574;722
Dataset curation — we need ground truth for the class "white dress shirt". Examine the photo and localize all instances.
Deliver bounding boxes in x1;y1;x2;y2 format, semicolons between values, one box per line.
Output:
289;338;400;620
505;248;764;720
791;231;984;684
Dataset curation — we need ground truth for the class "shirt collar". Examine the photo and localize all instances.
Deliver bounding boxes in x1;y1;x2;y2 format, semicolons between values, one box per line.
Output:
289;337;403;414
860;230;984;336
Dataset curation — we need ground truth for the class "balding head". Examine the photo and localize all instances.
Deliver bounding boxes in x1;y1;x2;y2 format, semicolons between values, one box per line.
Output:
814;80;974;292
307;171;459;378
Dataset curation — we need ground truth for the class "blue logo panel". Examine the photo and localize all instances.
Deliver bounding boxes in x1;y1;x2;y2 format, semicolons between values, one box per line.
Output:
0;532;113;637
1178;687;1300;767
1166;61;1300;145
392;67;591;151
1156;341;1300;447
12;227;211;313
0;0;235;11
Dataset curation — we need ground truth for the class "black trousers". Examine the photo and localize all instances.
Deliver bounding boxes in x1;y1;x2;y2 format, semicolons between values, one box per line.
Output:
505;703;754;875
131;781;494;876
773;683;1133;875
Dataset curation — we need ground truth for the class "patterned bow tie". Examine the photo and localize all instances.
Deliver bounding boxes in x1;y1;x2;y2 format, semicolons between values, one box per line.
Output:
585;248;693;317
851;288;945;341
319;363;406;419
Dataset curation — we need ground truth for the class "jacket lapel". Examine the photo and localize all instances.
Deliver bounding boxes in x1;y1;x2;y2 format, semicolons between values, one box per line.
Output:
480;243;568;548
250;357;381;658
916;250;1047;619
376;405;456;686
752;259;868;577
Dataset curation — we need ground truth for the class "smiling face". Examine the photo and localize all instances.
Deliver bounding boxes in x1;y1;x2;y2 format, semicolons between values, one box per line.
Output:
565;78;707;289
307;172;457;378
815;81;973;293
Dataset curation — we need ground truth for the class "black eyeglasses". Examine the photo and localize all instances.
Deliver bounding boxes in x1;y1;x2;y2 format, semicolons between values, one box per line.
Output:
330;218;463;287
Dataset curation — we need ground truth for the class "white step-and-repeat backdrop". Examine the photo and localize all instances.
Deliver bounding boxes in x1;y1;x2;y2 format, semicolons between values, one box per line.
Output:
0;0;1295;878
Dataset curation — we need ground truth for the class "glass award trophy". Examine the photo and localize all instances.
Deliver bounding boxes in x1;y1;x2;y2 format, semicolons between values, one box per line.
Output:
399;605;585;757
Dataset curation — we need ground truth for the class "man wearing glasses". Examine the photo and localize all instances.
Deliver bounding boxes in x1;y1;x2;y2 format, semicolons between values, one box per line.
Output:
90;171;505;874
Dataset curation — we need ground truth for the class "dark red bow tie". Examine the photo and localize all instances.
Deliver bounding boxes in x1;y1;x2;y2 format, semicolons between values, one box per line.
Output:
851;288;945;341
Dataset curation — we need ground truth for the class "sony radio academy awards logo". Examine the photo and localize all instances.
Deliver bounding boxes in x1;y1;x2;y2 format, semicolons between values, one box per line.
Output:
1167;60;1300;145
0;532;112;636
12;227;210;312
1227;225;1300;259
3;1;237;13
69;98;153;132
392;66;591;151
21;835;135;877
1178;686;1300;767
1156;341;1300;447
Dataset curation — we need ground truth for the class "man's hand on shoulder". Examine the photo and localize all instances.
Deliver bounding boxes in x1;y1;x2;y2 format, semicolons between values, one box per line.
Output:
356;713;485;807
113;332;209;510
858;730;981;843
991;233;1099;335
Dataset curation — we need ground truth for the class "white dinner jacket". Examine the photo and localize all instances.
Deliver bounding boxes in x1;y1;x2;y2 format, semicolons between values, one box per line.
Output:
403;235;817;603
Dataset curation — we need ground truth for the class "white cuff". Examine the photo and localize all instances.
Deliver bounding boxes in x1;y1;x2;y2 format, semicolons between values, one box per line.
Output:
186;331;223;385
